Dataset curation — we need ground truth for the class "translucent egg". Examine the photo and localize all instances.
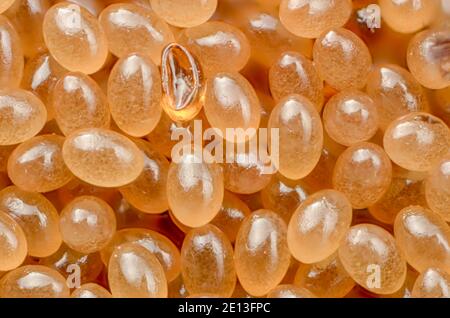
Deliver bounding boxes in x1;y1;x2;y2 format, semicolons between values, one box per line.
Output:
266;284;315;298
394;206;450;273
59;195;116;253
383;112;450;172
62;128;145;188
99;3;174;64
39;243;103;284
294;253;355;298
339;224;407;294
0;0;15;13
210;191;250;243
261;174;309;224
241;10;314;67
235;210;290;296
53;72;110;136
223;146;272;194
406;27;450;89
323;90;379;147
0;88;47;146
7;135;73;193
43;2;108;74
181;224;236;297
426;156;450;221
268;94;323;180
412;267;450;298
332;142;392;209
168;275;189;298
0;265;70;298
21;53;67;120
369;176;427;225
204;72;260;143
0;15;23;88
0;145;15;172
167;149;224;228
366;64;429;131
108;53;162;137
71;283;112;298
100;228;181;282
160;43;204;123
4;0;51;58
279;0;352;39
0;211;27;271
269;51;323;110
150;0;217;28
119;139;169;214
108;242;168;298
313;28;372;90
379;0;439;34
178;21;251;76
0;186;61;257
287;189;352;264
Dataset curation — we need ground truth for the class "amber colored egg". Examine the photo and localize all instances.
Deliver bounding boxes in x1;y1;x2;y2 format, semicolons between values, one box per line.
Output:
181;224;236;297
394;206;450;273
62;128;145;188
204;72;261;143
4;0;51;58
379;0;439;34
0;186;61;257
266;284;315;298
119;139;169;214
383;112;450;172
339;224;407;294
288;189;353;264
71;283;112;298
0;15;24;88
426;156;450;221
108;53;162;137
43;2;108;74
0;211;27;271
0;88;47;146
21;53;67;120
412;267;450;298
323;89;379;147
108;242;168;298
7;135;73;193
269;51;323;110
268;94;323;180
332;142;392;209
240;10;314;67
100;228;181;282
210;191;251;243
279;0;352;39
150;0;217;28
53;72;110;136
369;176;427;225
167;150;223;228
260;174;309;224
0;265;70;298
313;28;372;91
407;27;450;89
178;21;251;77
294;253;355;298
366;64;429;131
99;3;174;64
59;195;116;253
235;209;290;296
39;243;103;284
